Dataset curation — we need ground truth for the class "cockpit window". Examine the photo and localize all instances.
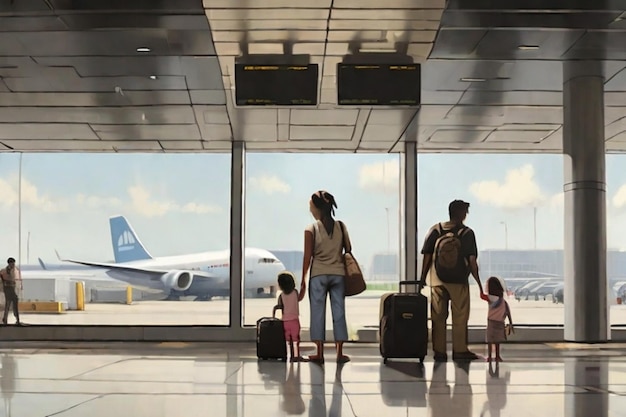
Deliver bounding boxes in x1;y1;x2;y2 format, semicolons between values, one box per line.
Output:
258;257;277;263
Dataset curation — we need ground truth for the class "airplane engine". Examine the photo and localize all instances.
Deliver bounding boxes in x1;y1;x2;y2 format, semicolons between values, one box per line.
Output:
160;271;193;292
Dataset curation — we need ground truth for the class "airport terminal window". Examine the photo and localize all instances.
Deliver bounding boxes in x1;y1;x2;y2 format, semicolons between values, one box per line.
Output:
417;154;565;327
607;155;626;327
243;153;402;339
17;153;231;326
0;153;21;305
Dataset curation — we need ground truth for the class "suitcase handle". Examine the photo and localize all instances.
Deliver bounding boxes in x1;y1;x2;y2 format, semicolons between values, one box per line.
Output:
398;280;424;293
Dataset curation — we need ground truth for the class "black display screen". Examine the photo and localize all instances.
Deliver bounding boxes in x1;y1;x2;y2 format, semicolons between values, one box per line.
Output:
337;64;421;105
235;64;318;106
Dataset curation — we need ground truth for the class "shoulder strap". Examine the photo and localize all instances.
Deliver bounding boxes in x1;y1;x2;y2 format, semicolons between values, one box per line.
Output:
338;221;351;254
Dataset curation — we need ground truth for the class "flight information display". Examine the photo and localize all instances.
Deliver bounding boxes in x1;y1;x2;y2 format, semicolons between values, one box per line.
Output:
337;64;421;105
235;64;318;106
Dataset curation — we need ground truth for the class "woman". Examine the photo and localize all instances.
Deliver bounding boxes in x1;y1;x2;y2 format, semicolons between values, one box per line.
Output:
300;190;351;364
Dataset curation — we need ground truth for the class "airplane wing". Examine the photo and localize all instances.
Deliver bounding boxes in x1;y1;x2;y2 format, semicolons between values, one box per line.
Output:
55;250;220;281
62;258;168;275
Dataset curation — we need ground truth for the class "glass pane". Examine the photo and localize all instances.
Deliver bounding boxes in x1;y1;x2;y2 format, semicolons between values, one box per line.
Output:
17;153;230;325
0;153;21;315
244;153;401;341
607;155;626;327
418;154;565;327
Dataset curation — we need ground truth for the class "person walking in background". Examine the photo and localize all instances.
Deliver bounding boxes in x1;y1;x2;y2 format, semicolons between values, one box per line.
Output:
0;257;22;326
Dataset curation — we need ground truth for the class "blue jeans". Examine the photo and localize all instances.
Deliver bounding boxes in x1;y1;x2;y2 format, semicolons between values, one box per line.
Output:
309;274;348;342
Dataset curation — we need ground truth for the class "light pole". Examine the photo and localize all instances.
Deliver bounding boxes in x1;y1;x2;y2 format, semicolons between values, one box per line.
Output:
533;206;537;250
500;221;508;250
385;207;390;254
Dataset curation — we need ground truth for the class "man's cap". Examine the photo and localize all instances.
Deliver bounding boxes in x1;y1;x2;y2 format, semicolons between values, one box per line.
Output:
449;199;470;212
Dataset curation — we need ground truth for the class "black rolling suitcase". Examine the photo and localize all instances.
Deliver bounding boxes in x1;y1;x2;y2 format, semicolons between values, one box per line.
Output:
256;317;287;360
379;281;428;364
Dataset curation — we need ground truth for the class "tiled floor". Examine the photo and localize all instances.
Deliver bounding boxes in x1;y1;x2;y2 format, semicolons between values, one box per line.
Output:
0;341;625;416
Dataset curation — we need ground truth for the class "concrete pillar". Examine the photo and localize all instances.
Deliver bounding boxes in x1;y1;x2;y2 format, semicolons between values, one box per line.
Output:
404;141;418;283
229;141;245;329
563;61;608;342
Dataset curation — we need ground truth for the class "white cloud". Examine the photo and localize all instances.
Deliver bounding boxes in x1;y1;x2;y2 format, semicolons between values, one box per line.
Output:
181;202;220;214
0;176;66;212
249;174;291;194
75;194;123;209
359;159;399;194
127;185;220;217
128;185;173;217
549;192;564;210
469;164;546;209
613;184;626;209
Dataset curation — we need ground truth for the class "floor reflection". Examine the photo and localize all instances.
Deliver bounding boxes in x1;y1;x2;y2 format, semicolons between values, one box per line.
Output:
429;361;473;417
281;362;305;415
481;362;511;417
309;362;344;417
1;354;16;417
565;358;609;417
379;361;427;408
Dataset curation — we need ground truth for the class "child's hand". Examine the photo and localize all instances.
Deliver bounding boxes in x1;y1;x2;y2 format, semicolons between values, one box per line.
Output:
480;292;489;301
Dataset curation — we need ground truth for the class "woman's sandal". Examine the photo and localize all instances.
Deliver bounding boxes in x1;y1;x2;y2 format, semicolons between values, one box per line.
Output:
307;355;325;365
336;355;351;364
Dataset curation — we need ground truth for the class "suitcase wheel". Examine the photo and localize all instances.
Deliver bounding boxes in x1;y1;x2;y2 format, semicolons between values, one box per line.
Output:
419;356;424;364
383;357;388;364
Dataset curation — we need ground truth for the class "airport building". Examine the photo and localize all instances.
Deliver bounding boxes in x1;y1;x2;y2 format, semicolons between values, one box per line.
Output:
0;1;625;415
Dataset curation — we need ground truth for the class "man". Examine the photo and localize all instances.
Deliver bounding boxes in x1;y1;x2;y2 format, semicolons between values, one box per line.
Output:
420;200;484;361
0;257;22;326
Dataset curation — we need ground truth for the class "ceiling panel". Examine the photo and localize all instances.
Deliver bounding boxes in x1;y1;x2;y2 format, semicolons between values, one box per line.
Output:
91;124;201;140
290;126;355;140
0;0;623;154
0;123;98;140
198;123;232;141
485;129;556;143
426;128;491;143
290;109;359;125
209;19;327;31
204;0;331;6
207;9;329;20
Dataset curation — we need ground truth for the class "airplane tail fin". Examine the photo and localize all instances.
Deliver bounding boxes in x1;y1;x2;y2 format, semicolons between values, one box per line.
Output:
109;215;153;263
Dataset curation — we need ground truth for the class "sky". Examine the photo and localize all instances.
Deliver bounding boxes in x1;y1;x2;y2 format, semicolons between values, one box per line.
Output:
1;152;626;270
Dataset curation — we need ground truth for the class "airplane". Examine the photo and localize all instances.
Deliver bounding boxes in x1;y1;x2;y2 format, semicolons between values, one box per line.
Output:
56;215;286;301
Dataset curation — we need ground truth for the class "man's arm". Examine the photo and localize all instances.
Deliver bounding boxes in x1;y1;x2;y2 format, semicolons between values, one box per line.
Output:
420;254;432;285
468;255;483;293
419;226;438;286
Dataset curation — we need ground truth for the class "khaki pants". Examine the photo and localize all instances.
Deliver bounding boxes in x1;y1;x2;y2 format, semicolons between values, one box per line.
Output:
431;283;470;354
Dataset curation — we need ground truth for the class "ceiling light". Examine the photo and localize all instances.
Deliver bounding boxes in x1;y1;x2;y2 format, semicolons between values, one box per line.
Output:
518;45;540;50
136;47;151;53
149;75;157;80
460;77;486;82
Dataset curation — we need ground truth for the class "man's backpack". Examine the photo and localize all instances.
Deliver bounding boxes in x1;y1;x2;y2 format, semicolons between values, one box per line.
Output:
433;223;470;284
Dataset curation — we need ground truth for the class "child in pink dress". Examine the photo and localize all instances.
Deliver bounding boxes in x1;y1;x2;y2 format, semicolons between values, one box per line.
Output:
481;277;514;362
273;271;306;362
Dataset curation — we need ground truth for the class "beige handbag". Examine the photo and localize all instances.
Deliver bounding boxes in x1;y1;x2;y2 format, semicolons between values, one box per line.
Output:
338;222;366;296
